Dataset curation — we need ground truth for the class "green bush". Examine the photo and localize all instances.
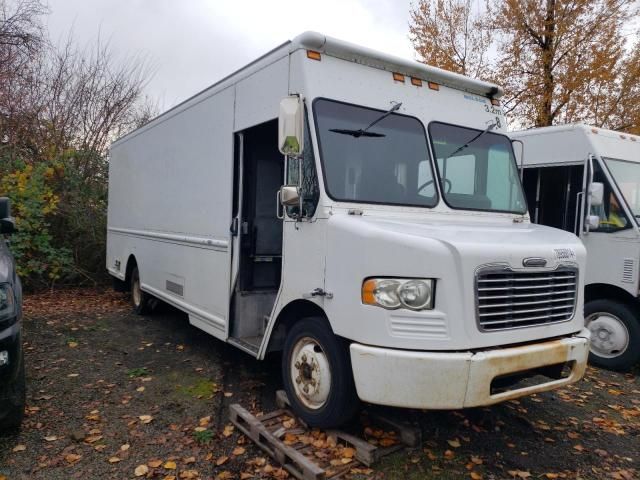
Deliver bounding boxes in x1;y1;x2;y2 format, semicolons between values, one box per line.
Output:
0;159;73;287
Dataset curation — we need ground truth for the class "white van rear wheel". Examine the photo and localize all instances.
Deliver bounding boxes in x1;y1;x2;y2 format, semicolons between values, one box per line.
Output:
130;266;151;315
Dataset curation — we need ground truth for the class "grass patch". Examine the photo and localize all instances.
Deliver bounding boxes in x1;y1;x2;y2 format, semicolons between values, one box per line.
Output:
127;367;150;378
193;429;214;444
177;379;220;399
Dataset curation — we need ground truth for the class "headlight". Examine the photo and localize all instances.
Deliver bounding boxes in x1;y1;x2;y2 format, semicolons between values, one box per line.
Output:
0;284;16;322
362;278;434;311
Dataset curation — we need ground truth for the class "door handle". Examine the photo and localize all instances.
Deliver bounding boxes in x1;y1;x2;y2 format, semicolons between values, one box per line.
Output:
230;217;239;236
276;189;284;220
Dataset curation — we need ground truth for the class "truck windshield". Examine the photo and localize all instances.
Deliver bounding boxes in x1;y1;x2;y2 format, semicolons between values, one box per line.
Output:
604;157;640;218
428;122;527;214
313;98;438;207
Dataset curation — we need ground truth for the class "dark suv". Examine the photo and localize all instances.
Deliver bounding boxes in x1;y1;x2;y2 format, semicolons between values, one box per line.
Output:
0;197;24;432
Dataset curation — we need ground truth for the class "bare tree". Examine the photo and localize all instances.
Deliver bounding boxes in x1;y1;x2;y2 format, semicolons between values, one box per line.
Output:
410;0;492;79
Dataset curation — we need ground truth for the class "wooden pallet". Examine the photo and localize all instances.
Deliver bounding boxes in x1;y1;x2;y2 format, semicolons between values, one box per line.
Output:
229;392;422;480
230;403;343;480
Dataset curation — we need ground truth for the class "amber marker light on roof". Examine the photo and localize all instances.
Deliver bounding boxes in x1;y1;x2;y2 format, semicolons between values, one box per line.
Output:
491;98;501;106
306;50;321;61
410;77;422;87
427;81;440;91
392;72;405;82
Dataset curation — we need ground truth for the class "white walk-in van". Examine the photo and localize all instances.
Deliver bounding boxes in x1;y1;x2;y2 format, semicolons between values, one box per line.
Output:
513;124;640;370
107;32;590;427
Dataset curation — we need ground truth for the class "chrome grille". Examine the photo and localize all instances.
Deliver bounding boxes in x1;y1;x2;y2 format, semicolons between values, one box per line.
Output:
476;266;578;331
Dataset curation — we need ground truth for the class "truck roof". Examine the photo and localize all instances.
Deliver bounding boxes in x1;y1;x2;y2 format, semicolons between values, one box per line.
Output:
511;123;640;166
112;31;503;148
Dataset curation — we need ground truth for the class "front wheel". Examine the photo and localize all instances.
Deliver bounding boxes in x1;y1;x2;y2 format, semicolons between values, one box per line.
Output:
282;318;359;428
585;299;640;371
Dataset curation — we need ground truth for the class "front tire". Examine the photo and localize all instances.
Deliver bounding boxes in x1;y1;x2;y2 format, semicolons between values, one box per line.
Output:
130;266;152;315
585;299;640;371
282;317;359;428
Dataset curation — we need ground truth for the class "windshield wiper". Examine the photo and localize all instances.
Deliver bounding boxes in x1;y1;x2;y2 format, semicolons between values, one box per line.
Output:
443;122;497;159
329;102;402;138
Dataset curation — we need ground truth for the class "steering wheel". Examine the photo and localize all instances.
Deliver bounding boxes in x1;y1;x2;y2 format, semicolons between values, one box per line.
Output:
418;178;452;194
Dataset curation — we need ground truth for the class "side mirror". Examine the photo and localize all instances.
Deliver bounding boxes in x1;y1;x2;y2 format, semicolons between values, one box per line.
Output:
279;185;301;206
0;218;15;235
589;182;604;207
0;197;10;219
587;215;600;230
0;198;14;235
276;185;301;220
278;96;304;157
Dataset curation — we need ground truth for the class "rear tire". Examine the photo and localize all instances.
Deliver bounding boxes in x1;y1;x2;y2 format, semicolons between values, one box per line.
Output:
282;317;359;428
0;350;25;433
585;299;640;371
131;266;152;315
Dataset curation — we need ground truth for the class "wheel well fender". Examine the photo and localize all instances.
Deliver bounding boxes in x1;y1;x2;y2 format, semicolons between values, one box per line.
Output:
585;283;638;307
266;299;330;353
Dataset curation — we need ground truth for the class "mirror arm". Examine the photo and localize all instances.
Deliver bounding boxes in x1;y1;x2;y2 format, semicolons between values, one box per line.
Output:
583;154;595;234
297;156;304;220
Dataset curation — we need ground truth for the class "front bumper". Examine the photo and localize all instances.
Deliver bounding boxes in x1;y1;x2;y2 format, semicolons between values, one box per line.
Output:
349;328;590;409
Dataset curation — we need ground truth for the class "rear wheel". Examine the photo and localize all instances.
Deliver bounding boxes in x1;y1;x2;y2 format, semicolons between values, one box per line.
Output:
585;299;640;371
131;266;152;315
282;317;359;428
0;350;25;433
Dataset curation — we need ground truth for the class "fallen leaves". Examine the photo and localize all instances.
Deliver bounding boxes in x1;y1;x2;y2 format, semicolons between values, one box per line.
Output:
12;444;26;453
64;453;82;464
447;438;461;448
164;460;177;469
134;464;149;476
139;414;153;424
222;424;234;437
508;470;531;479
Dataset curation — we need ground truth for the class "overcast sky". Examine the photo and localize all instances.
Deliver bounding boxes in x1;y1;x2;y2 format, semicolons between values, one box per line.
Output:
45;0;415;110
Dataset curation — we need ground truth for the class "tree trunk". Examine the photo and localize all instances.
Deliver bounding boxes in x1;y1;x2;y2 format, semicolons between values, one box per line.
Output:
536;0;556;127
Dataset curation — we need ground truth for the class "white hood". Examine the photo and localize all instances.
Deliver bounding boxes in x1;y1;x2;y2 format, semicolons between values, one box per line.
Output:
323;214;586;351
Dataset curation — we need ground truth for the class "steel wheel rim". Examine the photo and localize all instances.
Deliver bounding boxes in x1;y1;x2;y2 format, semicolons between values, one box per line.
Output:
586;312;630;358
132;275;142;307
290;336;331;410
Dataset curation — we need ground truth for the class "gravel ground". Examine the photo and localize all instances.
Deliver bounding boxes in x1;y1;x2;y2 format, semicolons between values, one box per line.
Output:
0;288;638;480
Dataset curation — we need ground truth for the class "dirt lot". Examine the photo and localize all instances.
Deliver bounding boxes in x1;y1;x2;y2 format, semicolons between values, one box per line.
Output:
0;288;638;480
